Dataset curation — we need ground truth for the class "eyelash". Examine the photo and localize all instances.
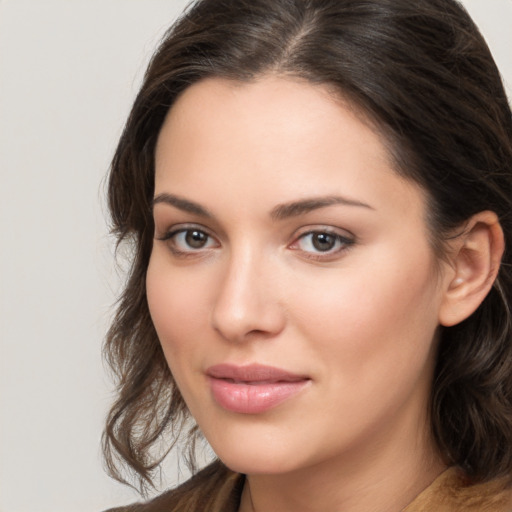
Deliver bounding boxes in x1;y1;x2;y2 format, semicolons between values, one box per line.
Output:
156;225;218;257
156;225;355;260
289;229;355;260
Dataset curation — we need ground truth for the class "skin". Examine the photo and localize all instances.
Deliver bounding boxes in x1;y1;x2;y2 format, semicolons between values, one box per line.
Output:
147;76;453;512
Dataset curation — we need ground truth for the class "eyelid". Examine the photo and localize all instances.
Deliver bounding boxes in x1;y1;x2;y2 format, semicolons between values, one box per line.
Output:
290;224;355;241
155;222;214;240
155;223;220;256
288;226;355;260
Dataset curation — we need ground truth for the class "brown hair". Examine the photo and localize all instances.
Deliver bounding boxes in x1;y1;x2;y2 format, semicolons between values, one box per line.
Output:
104;0;512;493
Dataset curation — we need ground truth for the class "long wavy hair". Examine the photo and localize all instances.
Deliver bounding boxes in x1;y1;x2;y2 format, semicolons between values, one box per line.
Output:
103;0;512;493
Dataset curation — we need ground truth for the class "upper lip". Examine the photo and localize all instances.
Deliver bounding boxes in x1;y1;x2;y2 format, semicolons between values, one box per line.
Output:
206;363;309;383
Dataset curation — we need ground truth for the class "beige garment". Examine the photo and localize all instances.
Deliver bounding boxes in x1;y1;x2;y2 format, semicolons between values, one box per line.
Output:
106;462;512;512
403;467;512;512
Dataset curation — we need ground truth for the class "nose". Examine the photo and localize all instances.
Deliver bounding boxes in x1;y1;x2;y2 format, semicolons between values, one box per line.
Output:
211;247;286;343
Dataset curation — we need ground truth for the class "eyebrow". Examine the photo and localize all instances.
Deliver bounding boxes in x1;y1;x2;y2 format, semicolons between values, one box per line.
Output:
152;193;373;220
152;193;212;217
270;195;374;220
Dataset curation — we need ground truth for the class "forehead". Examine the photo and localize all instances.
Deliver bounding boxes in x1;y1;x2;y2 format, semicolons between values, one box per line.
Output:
154;75;425;220
157;76;383;160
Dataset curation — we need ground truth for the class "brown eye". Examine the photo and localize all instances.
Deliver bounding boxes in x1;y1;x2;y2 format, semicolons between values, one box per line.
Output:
185;230;209;249
311;233;336;252
291;229;355;259
158;227;218;254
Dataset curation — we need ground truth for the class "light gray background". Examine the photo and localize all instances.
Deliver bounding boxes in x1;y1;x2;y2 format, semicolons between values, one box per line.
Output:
0;1;511;511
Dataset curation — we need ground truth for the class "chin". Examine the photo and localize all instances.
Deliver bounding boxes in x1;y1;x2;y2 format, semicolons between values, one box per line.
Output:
217;450;299;476
205;428;311;476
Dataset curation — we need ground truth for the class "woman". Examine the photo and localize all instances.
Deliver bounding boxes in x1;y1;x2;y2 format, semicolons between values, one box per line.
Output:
103;0;512;510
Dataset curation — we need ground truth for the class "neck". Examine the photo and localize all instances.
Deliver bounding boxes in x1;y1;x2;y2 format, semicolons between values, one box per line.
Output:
238;417;446;512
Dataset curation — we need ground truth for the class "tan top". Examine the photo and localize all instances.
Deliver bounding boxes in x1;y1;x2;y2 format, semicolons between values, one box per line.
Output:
403;467;512;512
107;462;512;512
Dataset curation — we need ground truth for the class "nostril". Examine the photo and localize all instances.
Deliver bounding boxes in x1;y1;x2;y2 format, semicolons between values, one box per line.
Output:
211;301;286;343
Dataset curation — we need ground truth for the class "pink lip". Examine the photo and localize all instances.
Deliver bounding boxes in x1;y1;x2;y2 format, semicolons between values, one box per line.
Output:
206;364;310;414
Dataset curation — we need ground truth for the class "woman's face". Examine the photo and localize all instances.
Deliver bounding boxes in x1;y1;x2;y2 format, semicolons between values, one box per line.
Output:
147;76;449;475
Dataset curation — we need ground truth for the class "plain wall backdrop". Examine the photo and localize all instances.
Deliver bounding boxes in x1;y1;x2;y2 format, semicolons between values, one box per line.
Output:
0;1;511;511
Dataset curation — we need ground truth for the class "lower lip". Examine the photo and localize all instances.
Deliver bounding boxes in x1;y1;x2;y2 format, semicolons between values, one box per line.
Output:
209;377;309;414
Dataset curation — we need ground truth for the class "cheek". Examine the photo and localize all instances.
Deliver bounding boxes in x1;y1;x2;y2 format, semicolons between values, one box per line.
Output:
289;247;441;384
146;255;211;362
146;257;218;422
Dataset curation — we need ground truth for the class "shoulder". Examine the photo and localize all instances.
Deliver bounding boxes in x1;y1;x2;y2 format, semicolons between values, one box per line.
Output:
404;467;512;512
104;461;244;512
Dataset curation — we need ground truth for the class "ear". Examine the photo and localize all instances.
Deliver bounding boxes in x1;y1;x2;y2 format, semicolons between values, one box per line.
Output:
439;211;504;327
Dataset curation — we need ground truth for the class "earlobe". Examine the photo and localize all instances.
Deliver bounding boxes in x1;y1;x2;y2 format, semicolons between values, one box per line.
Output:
439;211;504;327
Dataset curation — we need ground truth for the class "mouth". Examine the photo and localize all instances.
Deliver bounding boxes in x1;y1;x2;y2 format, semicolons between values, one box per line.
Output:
206;364;311;414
